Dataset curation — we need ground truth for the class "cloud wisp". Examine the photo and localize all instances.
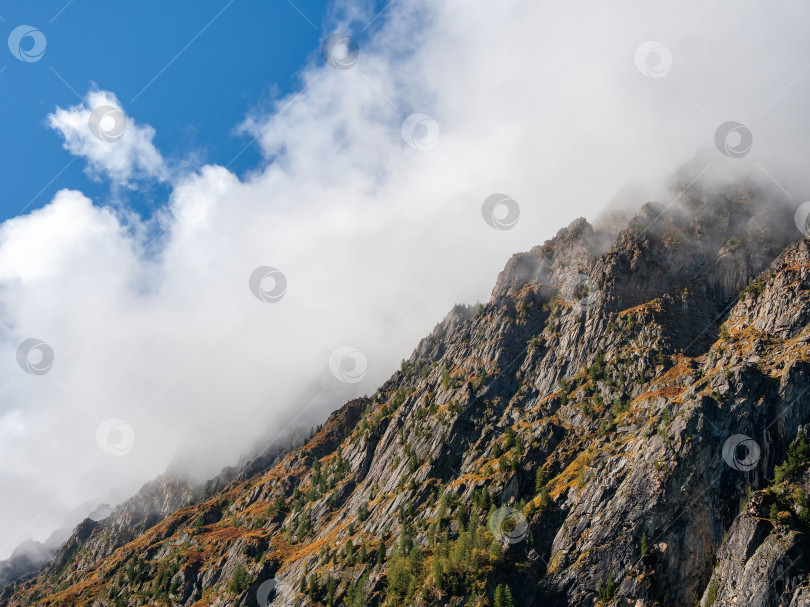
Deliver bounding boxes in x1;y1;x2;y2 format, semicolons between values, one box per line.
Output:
48;90;168;186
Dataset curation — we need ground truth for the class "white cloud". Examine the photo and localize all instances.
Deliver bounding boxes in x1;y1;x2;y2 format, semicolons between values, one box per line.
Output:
1;0;809;558
48;90;168;186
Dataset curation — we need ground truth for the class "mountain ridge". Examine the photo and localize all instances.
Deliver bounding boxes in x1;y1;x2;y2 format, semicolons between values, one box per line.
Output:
2;172;809;607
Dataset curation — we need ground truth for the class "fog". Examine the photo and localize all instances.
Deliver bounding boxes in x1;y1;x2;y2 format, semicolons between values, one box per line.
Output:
1;0;809;558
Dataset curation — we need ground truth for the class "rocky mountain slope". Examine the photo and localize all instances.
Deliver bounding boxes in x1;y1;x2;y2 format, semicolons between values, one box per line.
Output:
2;174;810;607
0;504;112;589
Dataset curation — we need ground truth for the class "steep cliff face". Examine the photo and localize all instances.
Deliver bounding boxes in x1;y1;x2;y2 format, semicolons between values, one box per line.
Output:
2;177;809;607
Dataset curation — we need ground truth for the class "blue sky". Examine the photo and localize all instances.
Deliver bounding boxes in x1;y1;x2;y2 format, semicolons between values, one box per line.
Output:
0;0;342;220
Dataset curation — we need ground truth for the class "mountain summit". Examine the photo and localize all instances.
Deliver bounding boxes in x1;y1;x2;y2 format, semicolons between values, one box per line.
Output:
2;175;809;607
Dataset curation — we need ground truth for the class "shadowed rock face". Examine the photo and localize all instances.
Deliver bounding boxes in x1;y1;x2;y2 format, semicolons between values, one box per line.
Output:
2;175;809;607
